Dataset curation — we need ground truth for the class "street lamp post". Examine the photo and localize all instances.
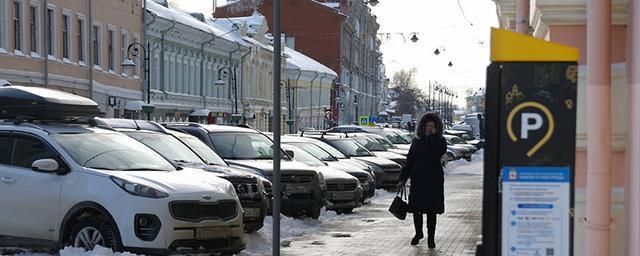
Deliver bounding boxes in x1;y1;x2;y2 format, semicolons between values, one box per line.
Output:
354;95;359;125
121;41;152;120
214;67;239;122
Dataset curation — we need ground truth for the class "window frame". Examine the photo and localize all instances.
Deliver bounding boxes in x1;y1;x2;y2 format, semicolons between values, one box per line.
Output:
120;29;128;76
76;14;85;64
107;26;115;72
12;0;23;53
28;1;39;57
91;22;101;69
132;33;140;78
0;0;8;51
45;5;55;59
61;9;72;61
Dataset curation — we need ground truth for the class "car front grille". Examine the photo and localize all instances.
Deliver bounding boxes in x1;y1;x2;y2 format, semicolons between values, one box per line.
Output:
352;173;369;184
280;174;314;183
221;177;259;195
383;166;401;173
169;200;238;222
326;182;358;191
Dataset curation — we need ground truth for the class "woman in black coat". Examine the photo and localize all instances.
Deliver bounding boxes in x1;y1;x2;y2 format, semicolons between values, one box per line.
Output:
398;113;447;248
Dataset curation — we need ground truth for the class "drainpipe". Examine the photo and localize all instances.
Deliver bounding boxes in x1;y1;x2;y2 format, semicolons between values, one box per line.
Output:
161;20;176;93
317;73;326;129
239;48;251;123
227;42;241;104
292;69;302;133
309;70;319;129
87;0;92;97
627;0;640;254
515;0;530;34
585;0;612;255
43;0;49;88
199;33;216;109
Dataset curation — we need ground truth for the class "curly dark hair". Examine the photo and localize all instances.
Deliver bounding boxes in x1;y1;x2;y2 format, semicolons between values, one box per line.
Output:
416;112;444;139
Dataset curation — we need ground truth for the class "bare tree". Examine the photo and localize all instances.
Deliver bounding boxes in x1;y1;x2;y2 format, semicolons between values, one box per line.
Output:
391;68;426;116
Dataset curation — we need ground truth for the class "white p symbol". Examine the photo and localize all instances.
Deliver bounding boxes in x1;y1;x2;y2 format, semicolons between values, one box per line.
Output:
521;113;543;139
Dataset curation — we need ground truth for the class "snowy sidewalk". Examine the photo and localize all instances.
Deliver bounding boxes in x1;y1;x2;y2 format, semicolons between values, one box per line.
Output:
242;153;484;256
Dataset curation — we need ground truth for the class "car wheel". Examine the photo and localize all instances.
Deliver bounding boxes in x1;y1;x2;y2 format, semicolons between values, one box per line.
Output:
70;217;120;251
307;207;322;219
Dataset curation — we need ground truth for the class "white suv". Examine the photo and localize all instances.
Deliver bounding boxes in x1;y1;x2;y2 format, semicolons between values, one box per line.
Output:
0;87;245;254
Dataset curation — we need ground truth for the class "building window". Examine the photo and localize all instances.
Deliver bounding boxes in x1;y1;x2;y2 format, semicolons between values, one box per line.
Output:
77;17;84;62
120;31;128;74
13;1;21;51
28;5;37;54
92;25;99;66
46;8;54;56
107;29;114;71
0;0;7;50
62;14;70;59
132;34;140;77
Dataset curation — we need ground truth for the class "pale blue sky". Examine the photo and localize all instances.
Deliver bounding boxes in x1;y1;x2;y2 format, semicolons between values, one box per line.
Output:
170;0;499;107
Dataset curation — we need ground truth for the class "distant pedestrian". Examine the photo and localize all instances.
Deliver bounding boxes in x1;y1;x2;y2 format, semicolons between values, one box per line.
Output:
397;113;447;248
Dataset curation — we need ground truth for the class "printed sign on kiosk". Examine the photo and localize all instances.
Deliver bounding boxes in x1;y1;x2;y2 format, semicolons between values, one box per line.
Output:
477;28;578;256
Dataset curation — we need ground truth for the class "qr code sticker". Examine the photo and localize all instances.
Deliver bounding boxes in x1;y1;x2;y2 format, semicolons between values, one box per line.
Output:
546;248;554;255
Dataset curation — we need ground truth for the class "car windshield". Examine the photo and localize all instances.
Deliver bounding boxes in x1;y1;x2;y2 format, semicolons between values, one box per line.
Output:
285;146;325;167
124;132;204;165
382;131;409;144
210;132;287;160
311;140;348;159
288;142;336;161
352;137;387;151
370;136;396;149
176;135;227;166
327;139;374;157
396;132;414;142
52;133;175;171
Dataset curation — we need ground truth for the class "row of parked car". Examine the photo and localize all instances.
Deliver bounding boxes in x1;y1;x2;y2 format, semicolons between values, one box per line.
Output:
0;85;481;255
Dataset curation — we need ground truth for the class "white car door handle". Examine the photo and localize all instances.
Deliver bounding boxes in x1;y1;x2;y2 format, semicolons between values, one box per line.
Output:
0;177;16;184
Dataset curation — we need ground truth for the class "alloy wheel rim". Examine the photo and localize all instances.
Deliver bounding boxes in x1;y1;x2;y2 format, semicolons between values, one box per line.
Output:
74;227;105;250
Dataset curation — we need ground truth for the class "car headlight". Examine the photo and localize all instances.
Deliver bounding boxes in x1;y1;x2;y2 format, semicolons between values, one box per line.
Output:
367;173;375;182
317;172;327;189
110;176;169;199
225;182;238;197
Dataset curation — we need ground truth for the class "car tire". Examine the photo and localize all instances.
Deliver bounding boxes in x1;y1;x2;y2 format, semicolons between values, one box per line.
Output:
69;217;120;251
244;220;265;233
307;207;322;219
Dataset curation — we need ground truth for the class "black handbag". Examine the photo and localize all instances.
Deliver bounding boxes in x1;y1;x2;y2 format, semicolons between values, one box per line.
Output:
389;186;408;220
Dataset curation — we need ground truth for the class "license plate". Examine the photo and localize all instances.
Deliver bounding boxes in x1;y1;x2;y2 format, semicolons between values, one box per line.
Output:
243;208;261;218
196;226;231;239
332;192;355;200
285;184;308;194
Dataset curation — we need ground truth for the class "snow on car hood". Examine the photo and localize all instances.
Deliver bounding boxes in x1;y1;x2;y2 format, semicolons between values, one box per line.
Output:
394;144;411;151
316;166;358;182
351;156;400;168
225;159;317;176
111;167;234;195
371;151;406;161
388;148;408;156
336;159;370;171
326;161;370;175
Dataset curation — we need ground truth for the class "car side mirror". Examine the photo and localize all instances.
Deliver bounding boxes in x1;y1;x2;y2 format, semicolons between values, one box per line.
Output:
285;150;295;158
31;159;60;173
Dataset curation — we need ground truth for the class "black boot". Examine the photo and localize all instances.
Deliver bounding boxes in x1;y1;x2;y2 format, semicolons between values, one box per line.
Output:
427;213;437;248
411;213;424;245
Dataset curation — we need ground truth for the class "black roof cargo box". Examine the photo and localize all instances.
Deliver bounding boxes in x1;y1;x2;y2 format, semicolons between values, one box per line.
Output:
0;86;103;120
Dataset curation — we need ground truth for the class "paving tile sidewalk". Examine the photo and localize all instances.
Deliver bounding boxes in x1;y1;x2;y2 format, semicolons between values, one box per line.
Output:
281;160;484;256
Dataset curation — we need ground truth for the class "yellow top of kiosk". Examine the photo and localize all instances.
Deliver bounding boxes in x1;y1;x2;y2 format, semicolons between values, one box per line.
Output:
490;28;579;62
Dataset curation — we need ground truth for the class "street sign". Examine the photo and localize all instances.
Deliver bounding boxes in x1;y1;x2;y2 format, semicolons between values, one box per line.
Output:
359;116;369;126
479;28;578;256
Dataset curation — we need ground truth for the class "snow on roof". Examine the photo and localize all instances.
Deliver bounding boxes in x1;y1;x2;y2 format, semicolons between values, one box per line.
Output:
207;18;254;47
284;47;336;77
146;0;245;45
227;10;266;26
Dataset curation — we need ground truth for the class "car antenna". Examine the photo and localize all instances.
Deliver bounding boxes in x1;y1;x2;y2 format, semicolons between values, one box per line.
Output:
131;115;141;130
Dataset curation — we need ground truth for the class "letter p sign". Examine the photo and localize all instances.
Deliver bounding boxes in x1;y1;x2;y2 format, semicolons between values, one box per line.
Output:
520;113;543;139
507;102;555;157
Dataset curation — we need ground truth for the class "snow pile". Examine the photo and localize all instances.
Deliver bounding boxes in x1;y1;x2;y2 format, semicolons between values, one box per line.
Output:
242;213;329;255
445;149;484;175
6;246;138;256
